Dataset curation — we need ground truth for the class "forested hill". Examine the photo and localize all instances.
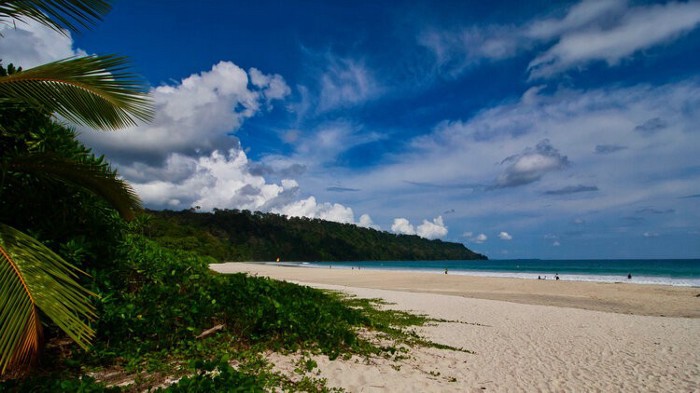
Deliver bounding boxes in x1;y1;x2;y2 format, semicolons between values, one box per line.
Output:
145;209;488;262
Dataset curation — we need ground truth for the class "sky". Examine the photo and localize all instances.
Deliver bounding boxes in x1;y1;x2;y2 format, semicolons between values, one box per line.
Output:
3;0;700;259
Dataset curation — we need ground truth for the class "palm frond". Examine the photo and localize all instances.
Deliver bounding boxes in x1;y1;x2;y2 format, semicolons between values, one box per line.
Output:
5;152;142;220
0;223;96;374
0;0;111;34
0;55;154;130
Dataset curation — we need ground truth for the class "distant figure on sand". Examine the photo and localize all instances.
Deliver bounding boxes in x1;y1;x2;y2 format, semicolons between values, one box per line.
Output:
555;273;560;280
538;275;541;280
628;273;632;280
444;268;448;275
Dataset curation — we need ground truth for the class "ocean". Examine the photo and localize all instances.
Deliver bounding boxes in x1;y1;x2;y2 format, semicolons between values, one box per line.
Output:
290;259;700;287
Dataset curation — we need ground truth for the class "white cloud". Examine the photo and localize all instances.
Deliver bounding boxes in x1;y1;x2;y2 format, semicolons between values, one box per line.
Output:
358;214;380;230
495;140;569;188
498;231;513;240
249;67;291;104
0;21;374;230
0;18;86;68
80;61;289;162
464;232;488;244
131;149;294;211
526;0;627;40
289;121;382;166
417;25;524;76
317;56;382;112
417;0;700;80
529;1;700;78
274;196;357;224
390;216;447;239
416;216;448;240
391;218;415;235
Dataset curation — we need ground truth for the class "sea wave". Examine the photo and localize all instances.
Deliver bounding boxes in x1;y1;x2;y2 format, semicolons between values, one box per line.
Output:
283;262;700;287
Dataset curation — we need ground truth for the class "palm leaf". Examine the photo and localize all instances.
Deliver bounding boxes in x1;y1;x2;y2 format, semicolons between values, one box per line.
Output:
0;0;111;34
0;55;154;130
4;152;142;220
0;223;96;374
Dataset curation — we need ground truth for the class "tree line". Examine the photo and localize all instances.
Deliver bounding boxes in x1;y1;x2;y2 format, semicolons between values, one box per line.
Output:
145;208;488;262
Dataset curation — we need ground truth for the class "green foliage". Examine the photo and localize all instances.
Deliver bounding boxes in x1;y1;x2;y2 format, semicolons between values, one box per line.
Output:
157;358;266;392
146;209;488;262
2;228;465;390
0;224;96;374
0;55;153;130
0;0;112;36
0;374;120;393
86;234;369;367
0;92;130;269
0;52;145;372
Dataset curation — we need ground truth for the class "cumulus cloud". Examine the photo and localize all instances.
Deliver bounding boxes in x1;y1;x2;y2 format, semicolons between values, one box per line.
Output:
248;67;291;106
391;218;416;235
3;19;384;230
273;196;355;223
390;216;448;239
80;61;289;163
416;216;448;240
0;18;86;68
498;231;513;240
129;149;297;211
463;232;488;244
358;214;380;230
495;140;569;188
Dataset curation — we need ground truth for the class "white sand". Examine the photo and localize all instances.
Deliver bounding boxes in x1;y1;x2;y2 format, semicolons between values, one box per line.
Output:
212;263;700;392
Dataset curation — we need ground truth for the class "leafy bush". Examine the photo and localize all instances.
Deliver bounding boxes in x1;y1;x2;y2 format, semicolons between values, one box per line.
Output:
158;359;266;392
87;234;369;366
0;375;120;393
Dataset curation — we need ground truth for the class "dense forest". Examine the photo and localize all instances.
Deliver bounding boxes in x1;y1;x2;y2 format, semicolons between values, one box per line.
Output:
145;209;488;261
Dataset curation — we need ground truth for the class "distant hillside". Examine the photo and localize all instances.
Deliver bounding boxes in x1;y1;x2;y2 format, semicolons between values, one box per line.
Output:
145;209;487;262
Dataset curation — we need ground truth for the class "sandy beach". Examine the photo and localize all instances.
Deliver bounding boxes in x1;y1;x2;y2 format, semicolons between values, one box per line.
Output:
211;262;700;392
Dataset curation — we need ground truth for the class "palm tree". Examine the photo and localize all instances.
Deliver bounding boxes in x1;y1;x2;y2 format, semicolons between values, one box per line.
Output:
0;0;153;374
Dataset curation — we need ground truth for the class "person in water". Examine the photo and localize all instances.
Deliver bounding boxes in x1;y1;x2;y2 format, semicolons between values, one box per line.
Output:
628;273;632;279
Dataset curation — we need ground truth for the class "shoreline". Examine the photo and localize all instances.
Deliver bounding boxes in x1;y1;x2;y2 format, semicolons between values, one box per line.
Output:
211;262;700;318
270;261;700;287
211;262;700;391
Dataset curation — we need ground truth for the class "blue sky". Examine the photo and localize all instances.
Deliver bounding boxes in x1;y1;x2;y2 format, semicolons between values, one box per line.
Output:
3;0;700;259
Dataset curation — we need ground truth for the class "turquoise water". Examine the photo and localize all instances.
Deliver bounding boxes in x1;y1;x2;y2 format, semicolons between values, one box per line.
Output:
292;259;700;287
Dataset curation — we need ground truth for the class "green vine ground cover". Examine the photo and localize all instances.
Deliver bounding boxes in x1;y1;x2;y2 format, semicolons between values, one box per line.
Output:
1;233;472;392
